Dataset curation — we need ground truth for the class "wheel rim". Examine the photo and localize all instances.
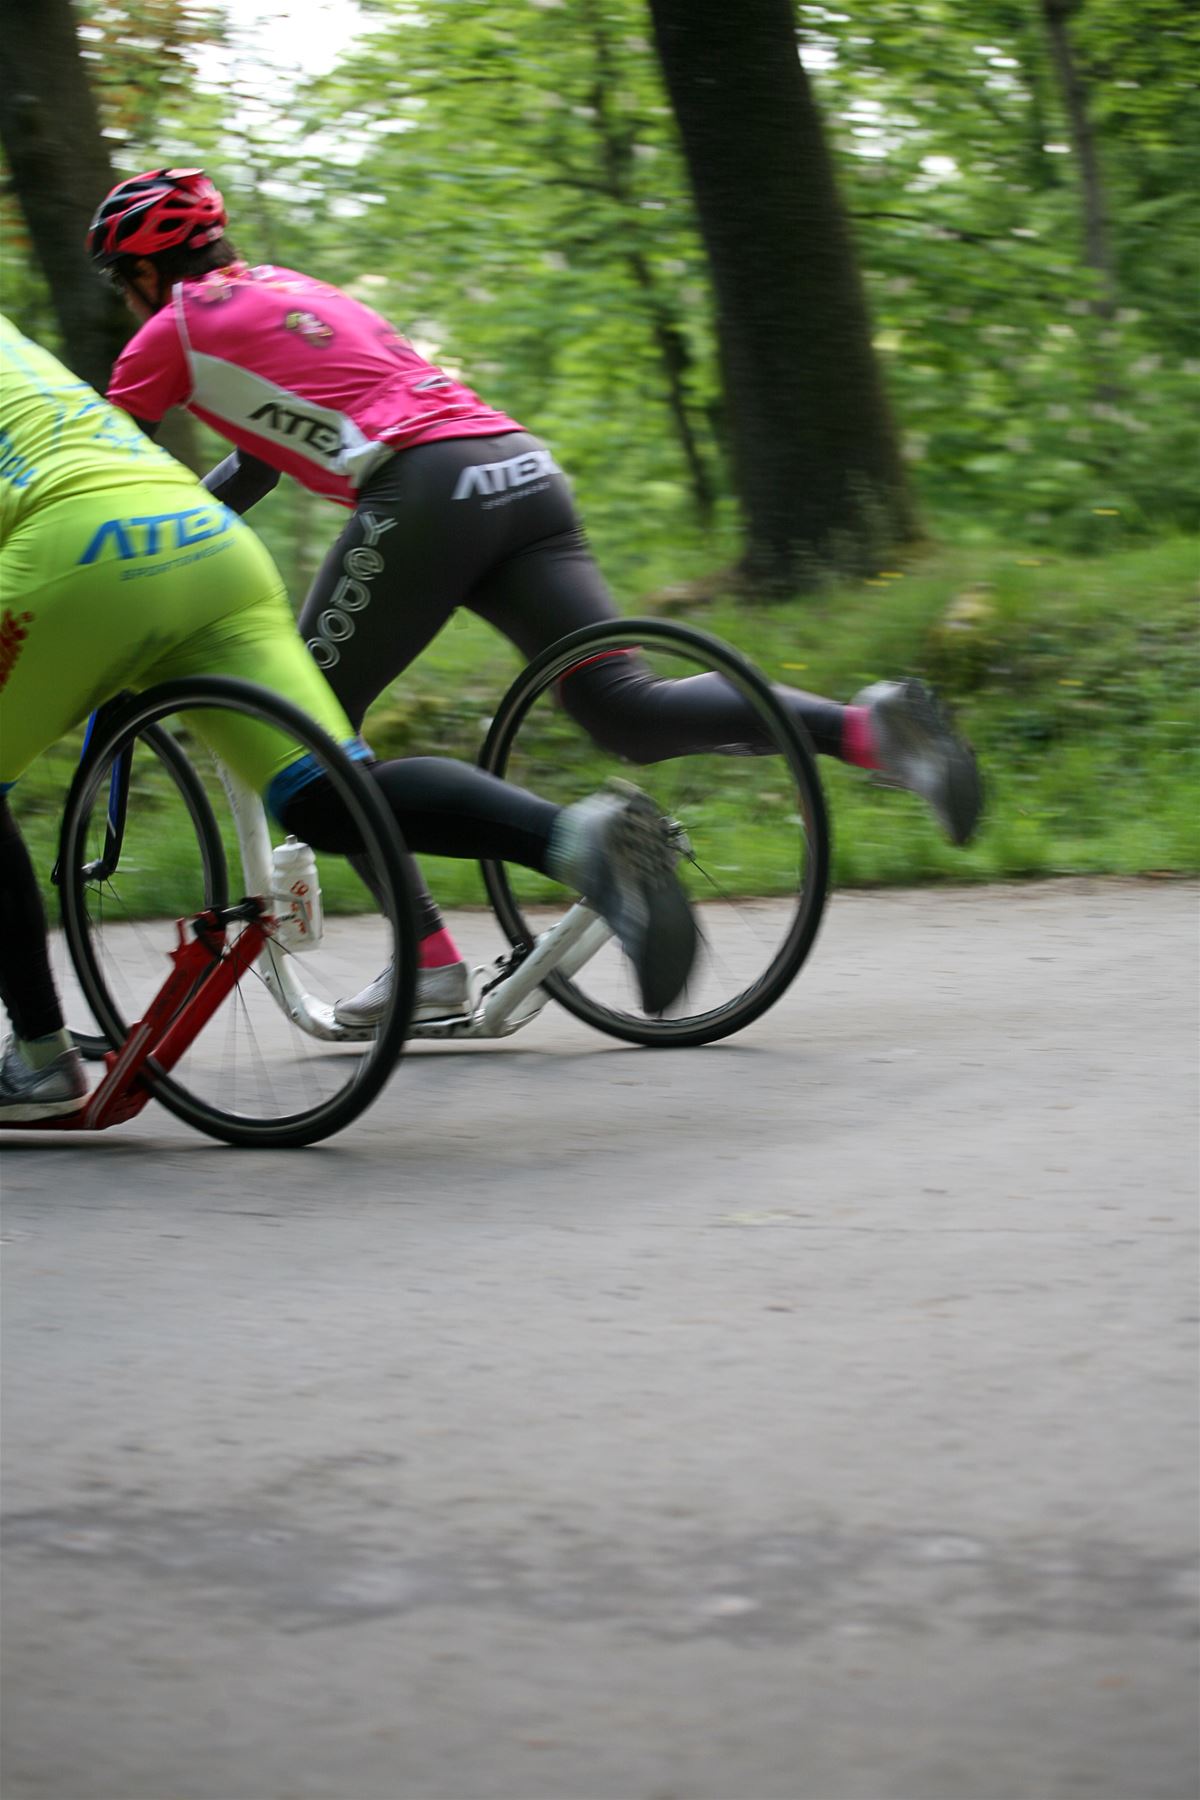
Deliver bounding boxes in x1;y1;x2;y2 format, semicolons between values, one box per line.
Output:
60;680;416;1146
63;721;228;1061
479;620;829;1047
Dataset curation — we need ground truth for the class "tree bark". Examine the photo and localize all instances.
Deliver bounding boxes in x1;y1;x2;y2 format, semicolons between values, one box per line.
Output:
647;0;914;591
1040;0;1118;321
582;1;715;522
0;0;127;390
625;246;717;522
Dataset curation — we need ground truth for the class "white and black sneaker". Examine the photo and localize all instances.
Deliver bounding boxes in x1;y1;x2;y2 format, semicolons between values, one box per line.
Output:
549;780;698;1013
855;678;984;846
0;1035;89;1123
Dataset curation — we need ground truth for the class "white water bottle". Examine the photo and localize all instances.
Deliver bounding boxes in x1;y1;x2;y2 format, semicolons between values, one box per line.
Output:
270;836;324;952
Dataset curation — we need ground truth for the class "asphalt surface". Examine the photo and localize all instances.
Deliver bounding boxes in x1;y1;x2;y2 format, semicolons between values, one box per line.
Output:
2;879;1197;1800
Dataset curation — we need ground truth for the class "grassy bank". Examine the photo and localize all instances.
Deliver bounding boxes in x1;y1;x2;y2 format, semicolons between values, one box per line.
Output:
13;536;1198;915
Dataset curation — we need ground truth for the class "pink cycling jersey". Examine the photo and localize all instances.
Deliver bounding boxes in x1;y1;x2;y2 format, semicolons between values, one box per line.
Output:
106;263;521;506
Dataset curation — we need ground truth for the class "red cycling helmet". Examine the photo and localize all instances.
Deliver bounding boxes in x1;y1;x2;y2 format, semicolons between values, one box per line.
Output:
87;167;226;268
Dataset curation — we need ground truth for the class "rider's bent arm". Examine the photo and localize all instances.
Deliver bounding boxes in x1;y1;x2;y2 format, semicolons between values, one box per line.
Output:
202;450;281;514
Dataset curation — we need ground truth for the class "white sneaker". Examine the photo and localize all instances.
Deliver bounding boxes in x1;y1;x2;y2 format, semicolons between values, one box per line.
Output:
0;1035;89;1123
334;959;472;1029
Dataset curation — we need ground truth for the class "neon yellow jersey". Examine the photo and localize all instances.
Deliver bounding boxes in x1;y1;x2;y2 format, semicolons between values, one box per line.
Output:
0;312;188;544
0;313;363;801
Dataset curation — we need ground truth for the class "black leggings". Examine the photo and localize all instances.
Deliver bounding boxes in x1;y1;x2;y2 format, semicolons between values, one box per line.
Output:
297;433;847;761
0;767;556;1049
0;797;62;1040
279;756;558;870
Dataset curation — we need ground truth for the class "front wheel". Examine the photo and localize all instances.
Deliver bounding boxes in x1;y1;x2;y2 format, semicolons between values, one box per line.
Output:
59;678;418;1147
478;619;830;1047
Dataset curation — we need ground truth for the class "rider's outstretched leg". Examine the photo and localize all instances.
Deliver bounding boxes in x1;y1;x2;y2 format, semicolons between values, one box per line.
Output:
476;529;983;847
275;757;697;1017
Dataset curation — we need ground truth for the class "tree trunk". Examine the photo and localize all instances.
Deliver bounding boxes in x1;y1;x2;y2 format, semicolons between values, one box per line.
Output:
0;0;127;390
647;0;914;592
626;247;717;522
582;0;715;522
1040;0;1118;321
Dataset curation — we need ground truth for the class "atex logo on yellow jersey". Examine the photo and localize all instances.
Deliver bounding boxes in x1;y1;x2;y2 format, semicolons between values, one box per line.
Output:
77;504;238;565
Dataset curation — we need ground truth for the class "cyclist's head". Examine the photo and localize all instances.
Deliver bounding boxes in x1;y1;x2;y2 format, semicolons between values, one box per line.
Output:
88;168;237;315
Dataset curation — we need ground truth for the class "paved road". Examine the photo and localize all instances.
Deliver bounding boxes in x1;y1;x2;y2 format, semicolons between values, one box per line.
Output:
2;880;1197;1800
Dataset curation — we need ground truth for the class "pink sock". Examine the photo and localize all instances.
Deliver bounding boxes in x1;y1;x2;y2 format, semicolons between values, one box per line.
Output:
418;926;462;970
841;705;880;770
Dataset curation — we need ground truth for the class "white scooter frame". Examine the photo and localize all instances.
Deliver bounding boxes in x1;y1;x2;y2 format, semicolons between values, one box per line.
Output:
220;763;613;1045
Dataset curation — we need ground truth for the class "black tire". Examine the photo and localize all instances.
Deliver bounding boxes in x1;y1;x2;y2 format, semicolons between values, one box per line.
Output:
59;677;418;1147
66;721;228;1062
478;619;830;1047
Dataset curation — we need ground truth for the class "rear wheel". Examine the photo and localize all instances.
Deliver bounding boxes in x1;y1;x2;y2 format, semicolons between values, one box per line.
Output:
59;677;417;1147
479;619;830;1047
62;719;228;1062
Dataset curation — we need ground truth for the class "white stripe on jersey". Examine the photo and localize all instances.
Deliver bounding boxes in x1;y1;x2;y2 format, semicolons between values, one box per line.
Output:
185;350;395;488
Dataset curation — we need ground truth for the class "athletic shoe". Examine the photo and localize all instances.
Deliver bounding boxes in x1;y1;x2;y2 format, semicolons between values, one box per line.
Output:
0;1036;89;1123
334;958;472;1029
414;959;472;1021
550;780;698;1013
853;678;984;846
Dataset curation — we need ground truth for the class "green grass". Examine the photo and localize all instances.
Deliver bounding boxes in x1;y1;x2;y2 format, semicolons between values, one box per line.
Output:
13;536;1199;917
357;532;1200;894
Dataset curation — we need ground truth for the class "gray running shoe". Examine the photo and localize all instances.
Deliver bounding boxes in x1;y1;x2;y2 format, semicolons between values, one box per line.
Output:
334;959;472;1029
413;959;472;1022
854;678;984;846
0;1036;89;1123
550;780;698;1013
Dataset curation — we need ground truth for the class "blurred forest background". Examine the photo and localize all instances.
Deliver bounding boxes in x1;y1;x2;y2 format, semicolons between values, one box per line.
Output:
1;0;1196;885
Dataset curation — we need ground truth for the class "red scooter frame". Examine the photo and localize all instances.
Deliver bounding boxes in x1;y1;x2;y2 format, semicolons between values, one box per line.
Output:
1;904;270;1133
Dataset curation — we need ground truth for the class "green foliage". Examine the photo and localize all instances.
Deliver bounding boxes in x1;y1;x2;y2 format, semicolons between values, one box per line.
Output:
3;0;1194;574
75;0;227;145
253;0;1195;563
266;0;723;567
0;192;58;340
0;1;229;345
800;0;1199;544
13;537;1198;915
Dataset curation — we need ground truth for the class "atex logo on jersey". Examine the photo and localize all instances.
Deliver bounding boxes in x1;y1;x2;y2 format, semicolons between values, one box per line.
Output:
451;448;559;505
247;400;341;456
77;504;237;565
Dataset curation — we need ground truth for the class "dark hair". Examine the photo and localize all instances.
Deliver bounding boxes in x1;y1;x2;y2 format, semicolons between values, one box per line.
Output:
110;235;240;287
